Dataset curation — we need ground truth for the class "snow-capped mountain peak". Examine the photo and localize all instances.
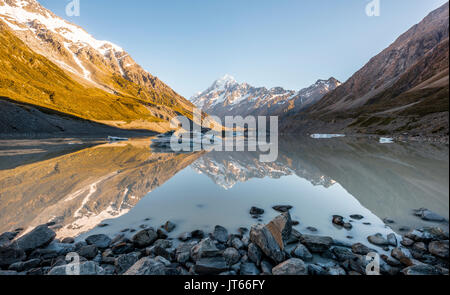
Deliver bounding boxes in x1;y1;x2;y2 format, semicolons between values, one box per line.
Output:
191;76;341;118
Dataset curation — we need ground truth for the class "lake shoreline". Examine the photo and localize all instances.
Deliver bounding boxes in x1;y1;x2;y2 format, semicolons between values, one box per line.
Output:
0;209;448;276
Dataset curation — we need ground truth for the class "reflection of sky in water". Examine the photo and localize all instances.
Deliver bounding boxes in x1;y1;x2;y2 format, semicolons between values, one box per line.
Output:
80;164;396;252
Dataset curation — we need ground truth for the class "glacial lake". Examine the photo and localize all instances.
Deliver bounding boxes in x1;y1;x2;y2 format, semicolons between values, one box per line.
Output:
0;136;448;251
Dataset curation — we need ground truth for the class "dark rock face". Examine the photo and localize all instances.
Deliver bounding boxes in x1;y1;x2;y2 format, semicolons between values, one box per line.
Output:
223;247;240;265
194;257;229;275
247;243;262;266
0;245;26;268
124;257;166;275
78;245;98;260
299;235;333;253
291;243;313;262
15;225;56;252
115;252;139;274
250;207;265;216
249;224;285;263
265;212;292;249
85;234;111;249
190;238;220;262
272;258;308;275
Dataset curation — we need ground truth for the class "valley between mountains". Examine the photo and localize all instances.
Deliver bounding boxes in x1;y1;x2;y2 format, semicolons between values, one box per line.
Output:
0;0;449;141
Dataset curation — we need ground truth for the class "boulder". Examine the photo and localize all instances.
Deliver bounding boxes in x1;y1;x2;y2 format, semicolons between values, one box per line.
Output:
78;245;98;260
0;245;26;268
176;241;197;264
123;257;166;275
367;233;390;246
132;228;157;248
299;234;333;253
272;258;308;275
413;208;446;222
332;247;356;262
231;237;244;250
15;225;56;252
249;224;285;263
391;248;414;266
352;243;375;255
266;212;292;249
8;258;41;272
405;227;449;242
85;234;111;249
213;225;229;243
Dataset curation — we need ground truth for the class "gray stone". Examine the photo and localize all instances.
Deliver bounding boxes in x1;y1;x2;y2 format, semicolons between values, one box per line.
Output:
16;225;56;252
405;227;449;242
48;261;105;275
350;214;364;220
61;237;75;244
261;260;273;275
391;247;413;266
428;240;449;258
387;233;398;247
308;264;327;275
332;247;356;262
249;224;285;263
413;208;446;222
78;245;98;260
240;262;260;275
367;233;390;246
272;258;308;275
123;257;166;275
401;264;442;275
291;243;313;261
351;243;373;255
299;234;333;253
247;243;262;265
272;205;293;213
412;242;428;254
401;237;415;247
132;228;157;248
223;247;240;265
250;207;265;215
231;237;244;250
176;241;197;264
155;256;171;267
115;252;139;274
190;238;220;261
380;254;402;267
111;242;134;255
85;234;111;249
213;225;229;243
194;257;229;275
332;215;345;226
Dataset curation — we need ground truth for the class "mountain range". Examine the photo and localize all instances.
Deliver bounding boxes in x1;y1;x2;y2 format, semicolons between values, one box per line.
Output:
191;75;341;118
282;2;449;138
0;0;194;135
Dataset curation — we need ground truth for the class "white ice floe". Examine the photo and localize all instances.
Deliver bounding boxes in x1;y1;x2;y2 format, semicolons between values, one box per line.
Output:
379;137;394;144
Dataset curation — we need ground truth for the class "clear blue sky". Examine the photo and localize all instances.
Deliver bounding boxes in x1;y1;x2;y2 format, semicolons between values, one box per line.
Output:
40;0;448;98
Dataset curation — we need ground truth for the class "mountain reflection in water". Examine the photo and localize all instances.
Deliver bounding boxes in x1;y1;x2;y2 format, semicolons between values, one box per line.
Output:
0;137;448;245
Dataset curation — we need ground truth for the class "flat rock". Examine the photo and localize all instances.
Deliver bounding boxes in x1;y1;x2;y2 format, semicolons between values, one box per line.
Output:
428;240;449;258
387;233;398;247
249;224;285;263
367;233;390;246
350;214;364;220
194;257;229;275
123;257;166;275
272;258;308;275
332;247;357;262
15;225;56;252
299;234;333;253
85;234;111;249
413;208;446;222
401;264;442;275
8;258;41;272
272;205;293;213
250;207;265;215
